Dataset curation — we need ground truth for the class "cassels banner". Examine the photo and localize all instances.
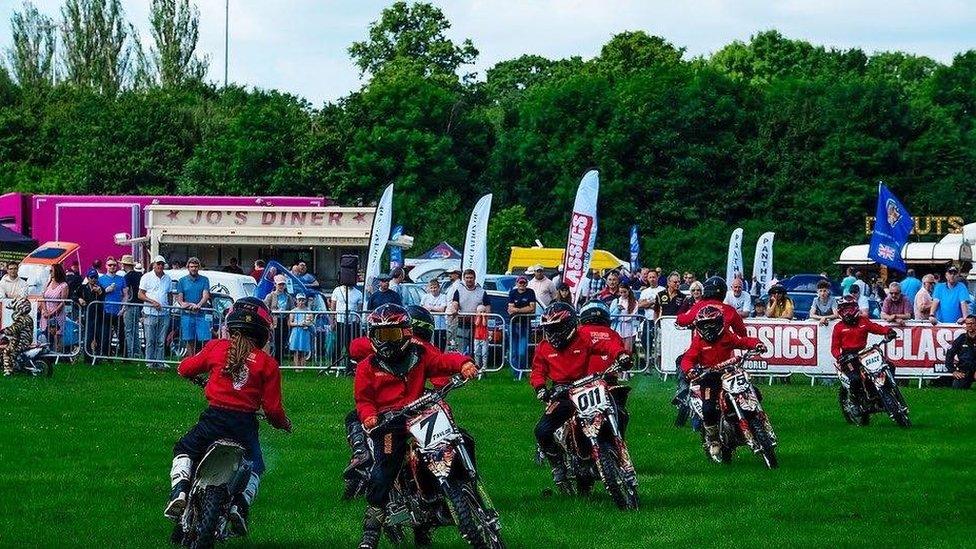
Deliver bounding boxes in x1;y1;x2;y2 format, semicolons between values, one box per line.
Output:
629;225;640;272
726;228;744;285
389;224;404;271
364;184;394;309
752;231;775;295
461;194;492;284
562;170;599;304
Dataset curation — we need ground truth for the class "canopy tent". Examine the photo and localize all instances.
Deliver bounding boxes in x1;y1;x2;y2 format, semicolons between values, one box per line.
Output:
405;241;462;282
836;242;973;266
406;241;462;263
0;224;38;262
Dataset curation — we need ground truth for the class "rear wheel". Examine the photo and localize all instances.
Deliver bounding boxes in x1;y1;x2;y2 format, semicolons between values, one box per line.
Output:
839;387;869;426
444;479;505;549
30;359;52;377
747;417;778;469
596;441;639;510
188;486;225;549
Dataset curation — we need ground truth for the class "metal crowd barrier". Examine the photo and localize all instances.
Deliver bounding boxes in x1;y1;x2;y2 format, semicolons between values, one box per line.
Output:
33;298;83;361
84;300;224;368
270;309;362;374
430;311;508;373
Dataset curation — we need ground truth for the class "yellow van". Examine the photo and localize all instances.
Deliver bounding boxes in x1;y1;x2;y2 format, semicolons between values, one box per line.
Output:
507;247;627;275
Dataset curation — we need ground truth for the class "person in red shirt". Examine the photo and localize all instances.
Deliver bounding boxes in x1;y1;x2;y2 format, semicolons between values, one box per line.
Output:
680;305;763;461
675;276;746;336
531;302;632;492
831;295;896;391
579;301;632;434
165;297;291;535
355;304;478;549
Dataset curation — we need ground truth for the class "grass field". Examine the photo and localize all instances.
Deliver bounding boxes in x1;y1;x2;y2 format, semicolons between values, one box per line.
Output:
1;364;975;548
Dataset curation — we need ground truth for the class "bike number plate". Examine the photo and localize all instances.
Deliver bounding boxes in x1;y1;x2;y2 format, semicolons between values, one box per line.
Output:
407;404;454;450
860;349;885;374
569;381;610;417
722;371;750;394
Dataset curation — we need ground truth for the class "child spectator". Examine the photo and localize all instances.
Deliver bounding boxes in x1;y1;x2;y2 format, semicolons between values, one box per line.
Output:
473;304;489;369
288;294;312;367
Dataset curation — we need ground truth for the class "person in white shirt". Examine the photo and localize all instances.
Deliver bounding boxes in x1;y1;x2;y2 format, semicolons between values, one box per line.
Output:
330;281;364;372
138;255;172;370
526;264;556;311
723;278;753;318
0;262;27;299
636;269;664;352
420;279;449;349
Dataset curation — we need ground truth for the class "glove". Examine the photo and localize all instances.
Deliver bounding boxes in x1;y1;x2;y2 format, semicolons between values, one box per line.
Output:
460;362;479;380
885;329;897;341
755;343;768;354
281;418;293;434
363;415;378;430
535;387;550;402
615;354;634;371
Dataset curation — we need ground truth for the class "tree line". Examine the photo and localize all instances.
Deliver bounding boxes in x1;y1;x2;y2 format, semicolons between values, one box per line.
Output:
1;0;974;275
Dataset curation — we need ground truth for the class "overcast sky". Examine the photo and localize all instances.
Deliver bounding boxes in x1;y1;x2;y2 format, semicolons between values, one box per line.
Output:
1;0;974;106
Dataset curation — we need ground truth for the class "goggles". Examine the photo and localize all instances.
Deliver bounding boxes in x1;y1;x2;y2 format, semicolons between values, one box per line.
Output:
371;326;410;343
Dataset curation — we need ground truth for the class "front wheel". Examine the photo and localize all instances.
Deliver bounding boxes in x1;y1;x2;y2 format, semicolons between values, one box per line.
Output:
30;359;53;377
188;486;225;549
747;416;778;469
881;380;911;428
443;480;505;549
596;441;639;510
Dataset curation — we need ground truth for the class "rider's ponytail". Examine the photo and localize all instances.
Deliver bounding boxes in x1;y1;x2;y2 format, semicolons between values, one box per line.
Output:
224;330;255;380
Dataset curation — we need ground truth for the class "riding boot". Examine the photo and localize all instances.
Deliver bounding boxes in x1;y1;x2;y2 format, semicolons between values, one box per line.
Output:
545;452;571;493
704;426;722;462
358;505;384;549
164;454;193;521
229;472;259;536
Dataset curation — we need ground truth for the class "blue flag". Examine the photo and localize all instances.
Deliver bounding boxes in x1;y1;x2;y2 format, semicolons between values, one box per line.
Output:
390;224;404;270
868;183;913;272
629;225;640;272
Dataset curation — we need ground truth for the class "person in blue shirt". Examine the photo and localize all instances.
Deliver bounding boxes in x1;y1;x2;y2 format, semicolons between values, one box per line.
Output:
899;269;922;304
507;276;537;370
367;274;402;310
97;258;126;357
929;266;971;325
176;257;212;355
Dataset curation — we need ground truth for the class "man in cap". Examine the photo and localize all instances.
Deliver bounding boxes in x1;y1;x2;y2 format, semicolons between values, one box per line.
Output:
443;267;462;297
526;264;556;309
98;256;126;357
138;255;172;370
367;273;402;310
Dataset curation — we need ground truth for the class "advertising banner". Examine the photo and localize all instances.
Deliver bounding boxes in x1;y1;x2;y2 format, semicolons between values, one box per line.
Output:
562;170;599;304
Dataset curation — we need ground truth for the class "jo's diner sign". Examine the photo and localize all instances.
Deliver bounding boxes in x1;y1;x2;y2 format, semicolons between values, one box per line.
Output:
150;206;373;229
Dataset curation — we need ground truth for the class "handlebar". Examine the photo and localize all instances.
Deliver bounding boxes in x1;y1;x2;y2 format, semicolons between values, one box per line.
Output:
367;373;471;434
690;348;762;380
547;358;627;401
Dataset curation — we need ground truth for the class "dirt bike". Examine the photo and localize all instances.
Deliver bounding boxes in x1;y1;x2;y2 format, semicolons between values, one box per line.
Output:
371;375;505;549
0;339;54;377
837;339;910;428
547;361;639;510
688;350;779;469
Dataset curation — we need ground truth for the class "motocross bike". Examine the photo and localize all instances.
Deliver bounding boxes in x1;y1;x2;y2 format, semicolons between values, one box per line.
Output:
688;350;779;469
547;362;639;510
837;338;910;428
0;339;54;377
371;375;505;549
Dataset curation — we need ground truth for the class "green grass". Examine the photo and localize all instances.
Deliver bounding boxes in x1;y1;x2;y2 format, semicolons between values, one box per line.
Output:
1;365;975;548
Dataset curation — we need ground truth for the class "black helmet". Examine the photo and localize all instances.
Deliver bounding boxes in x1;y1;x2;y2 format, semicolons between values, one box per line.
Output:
769;283;787;296
367;303;413;362
694;305;725;343
405;304;434;343
702;276;727;301
225;297;272;348
539;302;578;350
837;295;860;324
579;301;611;327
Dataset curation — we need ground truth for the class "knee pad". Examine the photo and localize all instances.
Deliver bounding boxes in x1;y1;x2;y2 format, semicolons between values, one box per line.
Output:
243;472;260;504
170;454;193;487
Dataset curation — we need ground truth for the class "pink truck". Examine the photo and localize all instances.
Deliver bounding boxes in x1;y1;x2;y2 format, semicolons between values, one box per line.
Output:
0;193;330;269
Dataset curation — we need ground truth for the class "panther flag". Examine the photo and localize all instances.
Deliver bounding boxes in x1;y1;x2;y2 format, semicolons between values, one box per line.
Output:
562;170;599;304
726;228;744;284
868;182;913;272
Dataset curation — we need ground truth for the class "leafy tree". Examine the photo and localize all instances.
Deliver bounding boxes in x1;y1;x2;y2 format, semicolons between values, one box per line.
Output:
148;0;208;87
6;1;56;89
595;31;685;76
487;204;535;273
348;1;478;83
59;0;137;94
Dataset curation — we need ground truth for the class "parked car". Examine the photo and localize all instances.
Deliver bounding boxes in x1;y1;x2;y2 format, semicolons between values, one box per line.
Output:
779;274;841;295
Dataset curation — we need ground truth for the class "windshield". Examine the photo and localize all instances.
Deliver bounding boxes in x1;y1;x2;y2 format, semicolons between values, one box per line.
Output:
26;246;68;261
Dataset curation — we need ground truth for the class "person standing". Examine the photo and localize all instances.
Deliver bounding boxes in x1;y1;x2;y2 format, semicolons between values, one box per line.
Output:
808;280;839;326
654;272;687;318
75;269;104;357
526;265;556;310
250;260;266;283
610;285;638;351
0;262;27;299
451;269;491;356
329;276;363;371
945;315;976;389
121;255;143;358
98;258;126;357
65;262;83;297
288;294;313;368
420;279;448;349
900;269;922;304
139;255;172;370
595;271;621;305
840;267;856;295
176;258;212;356
264;275;296;364
39;264;69;352
636;270;664;352
507;276;537;370
389;267;405;293
222;257;244;274
914;274;936;320
367;274;402;310
929;266;970;325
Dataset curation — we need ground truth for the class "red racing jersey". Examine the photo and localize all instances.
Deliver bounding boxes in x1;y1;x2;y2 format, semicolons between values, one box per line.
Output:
831;317;890;358
530;324;627;390
584;324;627;375
679;330;759;374
349;336;457;388
178;339;290;430
676;298;747;337
354;343;471;422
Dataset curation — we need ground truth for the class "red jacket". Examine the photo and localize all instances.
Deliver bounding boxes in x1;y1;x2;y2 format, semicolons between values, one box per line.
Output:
350;336;455;388
584;324;627;375
354;343;471;422
676;298;747;336
530;324;627;390
178;339;290;430
680;330;759;374
831;317;890;358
